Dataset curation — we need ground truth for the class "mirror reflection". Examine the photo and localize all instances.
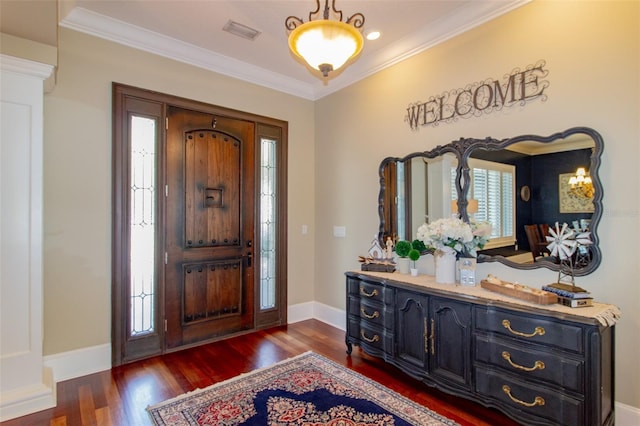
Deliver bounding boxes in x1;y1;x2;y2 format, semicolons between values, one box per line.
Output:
378;127;603;275
379;152;459;243
468;133;597;272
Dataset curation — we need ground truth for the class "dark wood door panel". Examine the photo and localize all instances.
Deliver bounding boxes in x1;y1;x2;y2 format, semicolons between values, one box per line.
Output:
182;260;243;323
184;130;241;248
165;106;255;350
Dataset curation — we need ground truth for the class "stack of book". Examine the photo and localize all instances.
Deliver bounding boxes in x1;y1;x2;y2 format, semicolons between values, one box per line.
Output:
541;283;593;308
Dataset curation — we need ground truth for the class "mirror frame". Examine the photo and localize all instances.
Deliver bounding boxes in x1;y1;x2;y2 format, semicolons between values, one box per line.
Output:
378;126;604;276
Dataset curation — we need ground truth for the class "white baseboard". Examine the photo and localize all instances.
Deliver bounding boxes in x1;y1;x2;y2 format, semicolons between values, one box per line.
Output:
38;303;640;426
287;301;314;324
288;301;345;331
0;367;56;422
43;343;111;382
616;401;640;426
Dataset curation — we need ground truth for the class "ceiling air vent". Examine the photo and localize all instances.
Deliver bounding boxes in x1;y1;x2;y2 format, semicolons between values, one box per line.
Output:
223;20;261;41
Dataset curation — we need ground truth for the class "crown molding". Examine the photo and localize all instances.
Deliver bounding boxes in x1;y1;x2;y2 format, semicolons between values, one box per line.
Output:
59;7;317;100
315;0;531;99
0;54;55;79
59;1;530;101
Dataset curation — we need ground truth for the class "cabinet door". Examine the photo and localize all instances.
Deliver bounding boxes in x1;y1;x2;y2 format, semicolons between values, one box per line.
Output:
396;290;429;374
429;297;472;388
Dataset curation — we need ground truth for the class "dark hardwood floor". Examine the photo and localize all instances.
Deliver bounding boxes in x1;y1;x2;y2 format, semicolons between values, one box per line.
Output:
2;320;519;425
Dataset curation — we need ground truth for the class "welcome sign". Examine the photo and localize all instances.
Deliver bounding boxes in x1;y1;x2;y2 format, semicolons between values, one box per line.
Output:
405;60;549;130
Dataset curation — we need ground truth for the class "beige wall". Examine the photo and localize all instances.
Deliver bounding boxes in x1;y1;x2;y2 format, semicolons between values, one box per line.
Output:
42;28;316;354
315;1;639;408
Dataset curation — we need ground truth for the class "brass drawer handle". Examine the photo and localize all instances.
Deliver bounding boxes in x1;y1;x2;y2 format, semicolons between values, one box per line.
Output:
360;330;380;343
502;351;545;372
502;385;545;407
502;319;545;338
430;318;435;355
360;307;379;319
423;318;429;354
360;286;379;297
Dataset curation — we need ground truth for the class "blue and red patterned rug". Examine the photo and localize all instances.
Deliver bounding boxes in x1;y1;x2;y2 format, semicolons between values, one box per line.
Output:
148;351;458;425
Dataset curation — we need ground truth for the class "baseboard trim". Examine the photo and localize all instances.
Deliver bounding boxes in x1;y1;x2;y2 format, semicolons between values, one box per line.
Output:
0;367;56;422
43;343;111;382
616;401;640;426
288;301;345;331
39;302;639;426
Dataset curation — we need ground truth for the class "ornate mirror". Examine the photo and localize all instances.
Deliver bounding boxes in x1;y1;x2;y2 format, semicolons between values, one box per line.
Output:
377;127;603;275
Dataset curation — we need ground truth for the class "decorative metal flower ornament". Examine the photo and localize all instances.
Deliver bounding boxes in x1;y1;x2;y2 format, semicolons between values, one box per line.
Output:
546;222;577;260
546;222;593;285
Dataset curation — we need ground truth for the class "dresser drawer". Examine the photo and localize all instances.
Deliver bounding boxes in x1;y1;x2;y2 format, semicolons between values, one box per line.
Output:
475;366;583;425
349;297;387;326
350;279;390;304
475;307;584;353
360;298;387;328
357;321;392;353
475;335;584;392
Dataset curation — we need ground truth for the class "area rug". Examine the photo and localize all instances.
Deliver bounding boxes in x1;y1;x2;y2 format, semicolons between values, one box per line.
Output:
147;351;459;425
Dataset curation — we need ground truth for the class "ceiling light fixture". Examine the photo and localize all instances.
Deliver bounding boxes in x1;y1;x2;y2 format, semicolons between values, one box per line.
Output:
366;30;381;41
285;0;365;78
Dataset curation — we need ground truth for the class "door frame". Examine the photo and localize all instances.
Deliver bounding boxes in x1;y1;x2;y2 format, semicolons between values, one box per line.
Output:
112;83;288;366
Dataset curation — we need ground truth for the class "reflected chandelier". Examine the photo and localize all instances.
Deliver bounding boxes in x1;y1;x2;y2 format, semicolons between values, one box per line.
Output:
285;0;365;78
568;167;594;199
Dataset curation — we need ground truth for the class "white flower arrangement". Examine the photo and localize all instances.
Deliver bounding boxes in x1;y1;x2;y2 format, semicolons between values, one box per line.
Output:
416;217;492;257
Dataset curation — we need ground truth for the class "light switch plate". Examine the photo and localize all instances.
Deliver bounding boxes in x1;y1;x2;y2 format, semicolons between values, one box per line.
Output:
333;226;346;237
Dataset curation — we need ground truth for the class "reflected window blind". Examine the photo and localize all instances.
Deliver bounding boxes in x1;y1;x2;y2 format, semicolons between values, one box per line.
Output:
470;159;514;241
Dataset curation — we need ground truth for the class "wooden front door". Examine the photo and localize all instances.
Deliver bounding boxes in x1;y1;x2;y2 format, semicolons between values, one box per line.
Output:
165;107;255;349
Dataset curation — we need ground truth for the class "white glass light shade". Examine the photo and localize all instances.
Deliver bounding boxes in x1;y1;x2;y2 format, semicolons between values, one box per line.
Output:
288;20;363;76
570;167;590;187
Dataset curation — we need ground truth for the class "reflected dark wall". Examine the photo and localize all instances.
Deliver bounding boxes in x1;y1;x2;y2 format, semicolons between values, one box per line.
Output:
472;149;592;251
514;155;533;248
529;149;592;236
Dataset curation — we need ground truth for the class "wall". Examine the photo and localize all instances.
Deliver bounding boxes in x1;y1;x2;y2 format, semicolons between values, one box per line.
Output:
42;28;316;355
314;0;639;409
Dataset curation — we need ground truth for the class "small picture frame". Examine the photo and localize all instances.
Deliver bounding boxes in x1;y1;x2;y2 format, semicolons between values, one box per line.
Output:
459;257;477;286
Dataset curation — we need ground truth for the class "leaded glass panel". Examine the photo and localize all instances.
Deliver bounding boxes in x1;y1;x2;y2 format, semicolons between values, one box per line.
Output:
130;116;156;336
260;138;276;310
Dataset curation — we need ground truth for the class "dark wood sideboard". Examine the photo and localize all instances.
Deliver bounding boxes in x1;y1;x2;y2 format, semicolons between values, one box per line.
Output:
345;271;615;426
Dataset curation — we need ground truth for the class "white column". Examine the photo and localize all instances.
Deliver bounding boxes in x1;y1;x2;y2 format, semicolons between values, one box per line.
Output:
0;54;56;421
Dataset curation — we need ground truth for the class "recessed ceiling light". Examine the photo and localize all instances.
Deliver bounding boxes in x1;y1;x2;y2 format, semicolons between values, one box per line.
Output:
366;30;381;41
223;20;261;41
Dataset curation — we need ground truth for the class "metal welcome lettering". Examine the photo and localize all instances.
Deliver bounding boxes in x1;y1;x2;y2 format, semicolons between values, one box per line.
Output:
405;60;549;130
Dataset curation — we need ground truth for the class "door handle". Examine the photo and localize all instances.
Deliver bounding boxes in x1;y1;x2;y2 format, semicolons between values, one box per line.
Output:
246;252;252;267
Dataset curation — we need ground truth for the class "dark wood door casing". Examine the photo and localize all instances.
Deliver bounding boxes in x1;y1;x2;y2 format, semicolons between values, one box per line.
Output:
112;83;288;365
